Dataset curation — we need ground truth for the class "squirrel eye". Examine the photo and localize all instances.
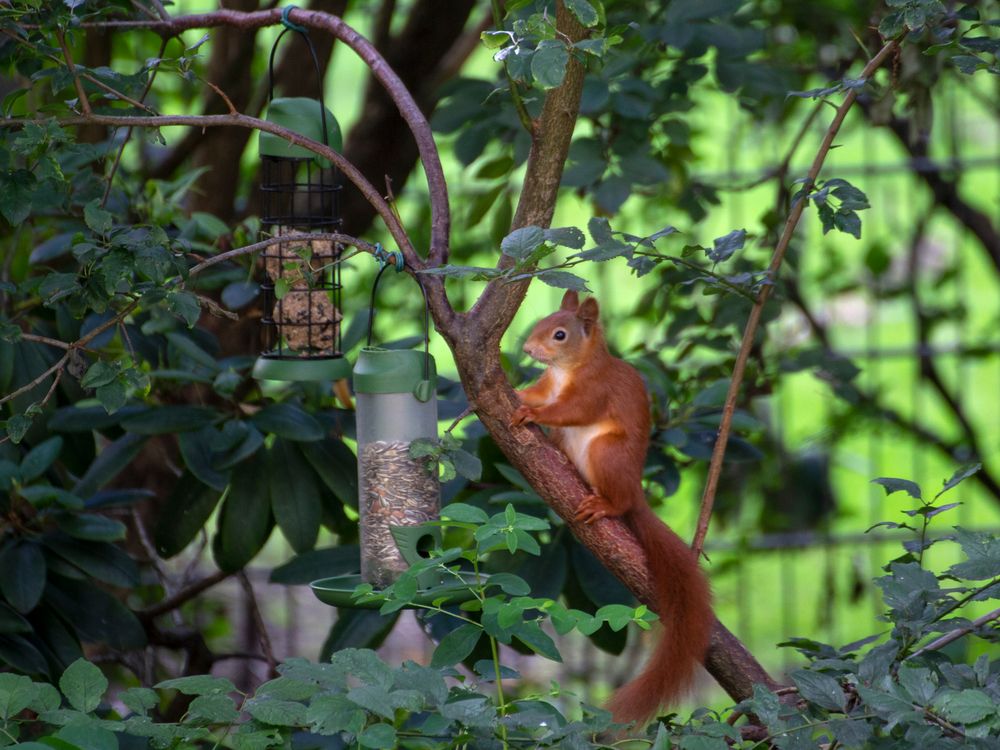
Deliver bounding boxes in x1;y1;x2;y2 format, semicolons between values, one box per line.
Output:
553;329;567;341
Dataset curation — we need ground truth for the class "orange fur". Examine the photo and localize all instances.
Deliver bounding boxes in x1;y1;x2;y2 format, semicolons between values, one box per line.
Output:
512;291;713;726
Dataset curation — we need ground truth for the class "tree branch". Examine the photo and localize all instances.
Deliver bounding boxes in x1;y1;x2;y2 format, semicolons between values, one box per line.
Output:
691;39;900;557
22;7;451;270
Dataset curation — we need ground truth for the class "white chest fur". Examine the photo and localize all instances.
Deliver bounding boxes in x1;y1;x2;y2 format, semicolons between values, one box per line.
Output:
559;423;607;484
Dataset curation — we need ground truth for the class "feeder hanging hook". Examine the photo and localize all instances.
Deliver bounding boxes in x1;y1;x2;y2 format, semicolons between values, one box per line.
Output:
280;5;308;34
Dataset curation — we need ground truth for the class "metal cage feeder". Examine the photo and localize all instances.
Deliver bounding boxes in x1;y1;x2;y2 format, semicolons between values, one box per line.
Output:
253;23;350;383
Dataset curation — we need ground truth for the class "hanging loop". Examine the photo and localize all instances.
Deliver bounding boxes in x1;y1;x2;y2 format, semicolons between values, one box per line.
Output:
366;254;432;398
267;10;330;152
372;242;404;272
280;5;308;33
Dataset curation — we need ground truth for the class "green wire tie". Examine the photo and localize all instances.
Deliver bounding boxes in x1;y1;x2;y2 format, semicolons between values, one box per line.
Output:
281;5;307;33
373;243;404;271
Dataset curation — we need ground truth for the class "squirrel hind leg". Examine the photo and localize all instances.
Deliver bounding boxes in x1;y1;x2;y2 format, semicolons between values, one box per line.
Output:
583;433;646;513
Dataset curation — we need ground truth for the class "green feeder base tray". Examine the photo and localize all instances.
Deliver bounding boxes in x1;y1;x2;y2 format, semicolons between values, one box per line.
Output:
311;572;486;610
253;354;353;382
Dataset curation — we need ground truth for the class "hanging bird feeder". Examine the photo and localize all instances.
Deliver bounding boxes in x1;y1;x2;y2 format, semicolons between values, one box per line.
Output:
311;256;482;608
254;11;350;383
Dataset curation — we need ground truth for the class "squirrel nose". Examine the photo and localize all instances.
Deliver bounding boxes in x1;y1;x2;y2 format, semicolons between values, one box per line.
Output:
524;342;537;358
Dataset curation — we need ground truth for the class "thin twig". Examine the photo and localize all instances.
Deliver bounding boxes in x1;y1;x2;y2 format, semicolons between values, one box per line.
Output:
0;353;68;407
187;232;374;276
907;606;1000;660
139;569;232;619
19;333;75;350
237;571;277;674
445;404;476;434
102;38;169;207
55;29;92;116
690;39;900;557
205;80;238;116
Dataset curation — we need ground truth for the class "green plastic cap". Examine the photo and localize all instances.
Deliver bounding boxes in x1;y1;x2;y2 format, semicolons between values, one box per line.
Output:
252;354;352;382
353;347;437;401
259;97;343;162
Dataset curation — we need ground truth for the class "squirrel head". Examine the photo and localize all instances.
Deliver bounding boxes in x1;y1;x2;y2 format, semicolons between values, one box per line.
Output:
523;291;604;368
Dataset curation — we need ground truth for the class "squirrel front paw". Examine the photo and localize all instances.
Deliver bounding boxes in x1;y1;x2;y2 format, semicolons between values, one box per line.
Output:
575;494;612;524
510;405;537;427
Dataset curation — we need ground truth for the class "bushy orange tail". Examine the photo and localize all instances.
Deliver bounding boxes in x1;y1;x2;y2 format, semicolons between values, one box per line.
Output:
606;503;713;726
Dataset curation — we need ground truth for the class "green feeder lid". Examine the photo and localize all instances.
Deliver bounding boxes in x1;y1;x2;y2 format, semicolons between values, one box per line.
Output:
353;347;437;401
259;96;343;162
252;354;352;382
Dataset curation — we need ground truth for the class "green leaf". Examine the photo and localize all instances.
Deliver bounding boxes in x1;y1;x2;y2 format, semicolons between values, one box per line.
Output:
187;694;239;724
20;436;63;481
565;0;599;26
0;169;36;225
319;609;399;661
871;477;922;500
442;502;489;524
708;229;746;262
513;621;561;661
833;210;862;239
357;723;396;749
43;537;139;588
935;463;981;499
0;602;31;635
298;439;357;508
269;545;360;584
947;527;1000;580
177;427;229;491
166;291;201;327
270;439;321;553
155;674;236;695
245;698;307;726
120;406;218;435
791;669;845;711
0;673;35;719
95;380;127;414
153;472;223;558
80;360;117;389
451;449;482;481
430;623;482;667
501;226;545;260
897;665;937;704
73;433;146;499
119;687;158;716
537;270;591;292
5;412;35;444
531;41;569;88
544;226;586;249
83;200;112;236
252;403;325;442
0;541;46;612
55;513;127;542
935;689;996;724
213;456;273;572
59;659;108;713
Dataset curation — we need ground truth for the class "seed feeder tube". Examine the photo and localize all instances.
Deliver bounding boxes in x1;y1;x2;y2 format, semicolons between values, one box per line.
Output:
311;258;482;609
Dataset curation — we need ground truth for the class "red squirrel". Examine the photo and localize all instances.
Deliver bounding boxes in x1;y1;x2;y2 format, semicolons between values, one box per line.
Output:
511;290;713;725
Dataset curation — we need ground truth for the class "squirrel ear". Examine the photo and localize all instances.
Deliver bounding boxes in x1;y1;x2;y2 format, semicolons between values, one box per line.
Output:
560;291;580;311
578;297;600;333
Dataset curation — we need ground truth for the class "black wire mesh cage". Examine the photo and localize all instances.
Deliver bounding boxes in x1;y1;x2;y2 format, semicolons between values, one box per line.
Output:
254;24;350;382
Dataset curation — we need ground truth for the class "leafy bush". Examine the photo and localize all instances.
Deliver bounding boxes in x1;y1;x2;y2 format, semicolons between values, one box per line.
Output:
1;467;996;749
